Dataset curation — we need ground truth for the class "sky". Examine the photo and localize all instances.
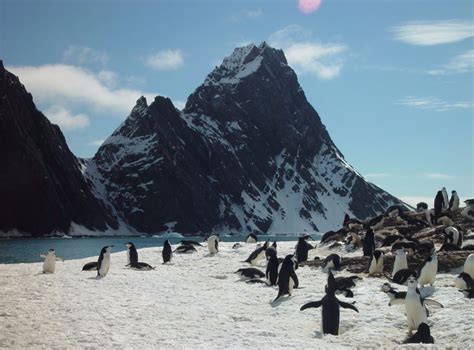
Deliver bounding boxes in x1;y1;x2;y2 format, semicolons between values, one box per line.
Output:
1;0;473;206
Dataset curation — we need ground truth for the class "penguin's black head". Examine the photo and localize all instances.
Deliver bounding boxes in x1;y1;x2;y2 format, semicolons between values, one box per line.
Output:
417;323;430;336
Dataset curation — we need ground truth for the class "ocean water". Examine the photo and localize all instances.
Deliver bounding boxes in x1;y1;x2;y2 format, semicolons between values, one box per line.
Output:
0;233;319;264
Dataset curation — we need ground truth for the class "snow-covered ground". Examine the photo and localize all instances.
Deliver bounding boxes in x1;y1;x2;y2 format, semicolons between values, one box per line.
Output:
0;241;471;349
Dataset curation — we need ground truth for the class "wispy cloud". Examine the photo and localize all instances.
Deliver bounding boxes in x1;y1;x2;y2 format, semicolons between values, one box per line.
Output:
97;70;118;88
428;49;474;75
8;64;157;115
62;46;109;66
230;8;262;22
365;173;389;178
145;49;184;70
88;139;105;146
269;25;347;80
391;20;474;46
398;96;473;112
44;105;90;131
426;173;453;180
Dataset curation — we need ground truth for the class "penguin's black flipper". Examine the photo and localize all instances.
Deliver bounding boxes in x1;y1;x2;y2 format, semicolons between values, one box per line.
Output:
300;300;323;311
338;300;359;312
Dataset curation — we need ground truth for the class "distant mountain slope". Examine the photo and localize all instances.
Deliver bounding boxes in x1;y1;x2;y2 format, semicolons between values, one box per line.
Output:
90;43;402;234
0;60;118;236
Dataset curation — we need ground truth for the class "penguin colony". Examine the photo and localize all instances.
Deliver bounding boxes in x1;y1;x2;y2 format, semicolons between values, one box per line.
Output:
38;188;473;345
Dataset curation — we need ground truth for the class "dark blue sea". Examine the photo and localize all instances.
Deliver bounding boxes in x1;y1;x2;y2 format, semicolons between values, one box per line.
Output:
0;233;319;264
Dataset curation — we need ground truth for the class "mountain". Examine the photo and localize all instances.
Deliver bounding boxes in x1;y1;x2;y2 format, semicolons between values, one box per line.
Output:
0;60;118;237
90;42;402;234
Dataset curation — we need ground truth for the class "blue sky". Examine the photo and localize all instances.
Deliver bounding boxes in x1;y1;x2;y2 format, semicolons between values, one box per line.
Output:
1;0;472;205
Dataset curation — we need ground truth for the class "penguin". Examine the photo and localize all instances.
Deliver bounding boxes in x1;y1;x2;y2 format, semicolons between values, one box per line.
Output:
381;235;404;247
40;249;64;273
461;199;474;221
441;187;449;210
434;191;444;219
300;271;359;335
454;272;473;290
179;240;202;246
368;250;384;276
174;244;197;253
335;288;354;298
386;269;417;286
232;243;242;249
207;234;219;254
97;246;113;278
162;239;172;264
362;228;376;257
265;246;279;286
273;254;299;302
392;249;408;276
381;283;407;306
449;190;460;210
463;253;474;279
334;276;361;290
443;226;463;247
295;236;315;263
321;254;341;272
245;233;258;243
425;209;436;226
271;241;277;250
417;251;437;287
405;277;443;333
416;202;428;212
244;241;269;265
125;242;154;270
82;261;98;271
403;323;434;344
235;267;265;280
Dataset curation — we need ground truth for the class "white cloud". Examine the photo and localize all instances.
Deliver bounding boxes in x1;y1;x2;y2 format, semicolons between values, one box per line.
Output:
428;49;474;75
62;46;109;66
426;173;453;180
44;105;90;131
269;25;347;80
145;49;184;70
398;96;473;112
97;70;118;88
391;20;474;46
88;139;105;146
8;64;157;115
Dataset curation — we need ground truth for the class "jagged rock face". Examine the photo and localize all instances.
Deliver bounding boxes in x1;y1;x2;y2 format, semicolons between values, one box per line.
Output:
0;61;118;236
92;43;402;234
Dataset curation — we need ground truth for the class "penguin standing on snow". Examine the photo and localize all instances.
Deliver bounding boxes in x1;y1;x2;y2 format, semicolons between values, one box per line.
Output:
125;242;154;270
300;271;359;335
417;251;438;287
362;228;376;257
207;234;219;254
162;239;172;264
273;255;299;302
245;241;269;265
295;236;315;263
97;246;113;278
40;249;64;274
368;250;384;276
265;246;279;286
449;190;460;210
392;249;408;276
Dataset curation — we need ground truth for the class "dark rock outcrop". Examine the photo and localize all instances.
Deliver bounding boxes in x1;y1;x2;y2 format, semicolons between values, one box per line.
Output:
0;60;118;236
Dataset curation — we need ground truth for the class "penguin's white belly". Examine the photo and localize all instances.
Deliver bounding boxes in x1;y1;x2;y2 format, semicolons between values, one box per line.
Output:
464;254;474;279
289;276;295;295
370;258;383;275
418;261;437;286
392;257;407;275
99;257;110;277
43;256;56;273
405;296;427;331
250;251;265;266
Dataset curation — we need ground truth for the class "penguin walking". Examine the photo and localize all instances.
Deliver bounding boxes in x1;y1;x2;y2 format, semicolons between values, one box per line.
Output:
40;249;64;274
368;250;384;276
162;239;172;264
207;234;219;254
417;251;438;287
441;187;449;210
244;241;269;265
405;277;443;333
392;249;408;276
265;247;279;286
274;255;299;302
97;246;113;278
125;242;154;270
403;323;434;344
295;236;315;263
300;271;359;335
362;228;376;257
449;190;460;210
